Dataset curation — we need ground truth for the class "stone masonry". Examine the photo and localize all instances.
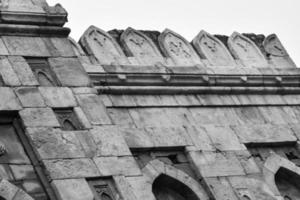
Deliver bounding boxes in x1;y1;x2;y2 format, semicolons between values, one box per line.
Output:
0;0;299;200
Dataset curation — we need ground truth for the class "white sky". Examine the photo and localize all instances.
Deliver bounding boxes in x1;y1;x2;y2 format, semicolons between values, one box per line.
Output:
48;0;300;66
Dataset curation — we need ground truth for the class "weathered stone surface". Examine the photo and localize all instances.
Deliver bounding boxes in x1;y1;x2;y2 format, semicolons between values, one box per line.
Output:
264;34;297;68
3;36;50;57
120;27;164;65
44;158;100;179
205;177;239;200
0;56;21;86
10;165;37;180
158;29;203;66
184;126;215;151
15;87;45;107
188;151;245;177
76;94;111;125
231;124;297;145
113;176;138;200
126;176;156;200
90;126;131;156
8;56;38;86
74;107;92;129
228;32;268;68
48;57;91;87
52;179;94;200
203;125;246;151
39;87;77;108
93;156;141;176
20;108;60;127
107;108;136;128
47;37;76;57
0;87;22;110
0;179;20;200
121;127;155;148
26;127;86;159
192;30;236;66
0;38;9;55
79;26;129;65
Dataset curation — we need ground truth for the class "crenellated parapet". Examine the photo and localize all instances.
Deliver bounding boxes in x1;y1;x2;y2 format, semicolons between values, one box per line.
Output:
78;25;297;71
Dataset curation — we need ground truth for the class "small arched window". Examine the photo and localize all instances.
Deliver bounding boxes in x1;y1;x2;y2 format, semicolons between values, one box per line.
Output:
152;174;200;200
63;119;77;131
37;71;55;86
275;167;300;200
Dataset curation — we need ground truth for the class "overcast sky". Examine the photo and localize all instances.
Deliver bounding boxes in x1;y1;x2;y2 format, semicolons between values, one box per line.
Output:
47;0;300;66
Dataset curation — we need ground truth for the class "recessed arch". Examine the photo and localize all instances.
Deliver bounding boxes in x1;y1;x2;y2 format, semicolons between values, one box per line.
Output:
153;174;200;200
263;153;300;199
142;159;209;200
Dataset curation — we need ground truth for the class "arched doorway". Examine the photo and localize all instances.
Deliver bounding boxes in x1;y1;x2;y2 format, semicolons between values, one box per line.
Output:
275;167;300;200
152;174;200;200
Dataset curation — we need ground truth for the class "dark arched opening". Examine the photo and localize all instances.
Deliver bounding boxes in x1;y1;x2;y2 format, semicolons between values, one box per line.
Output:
275;167;300;200
152;174;200;200
0;196;6;200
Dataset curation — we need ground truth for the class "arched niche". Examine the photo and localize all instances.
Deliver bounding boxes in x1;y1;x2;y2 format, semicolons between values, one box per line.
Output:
275;167;300;200
228;32;268;68
263;34;296;68
120;27;164;65
192;30;236;66
153;174;200;200
263;153;300;200
79;25;128;65
158;29;203;66
142;159;209;200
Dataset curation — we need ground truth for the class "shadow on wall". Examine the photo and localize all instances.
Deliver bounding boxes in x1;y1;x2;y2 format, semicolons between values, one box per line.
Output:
275;167;300;200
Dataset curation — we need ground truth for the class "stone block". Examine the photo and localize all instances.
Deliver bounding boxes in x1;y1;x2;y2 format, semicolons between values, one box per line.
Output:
205;177;239;200
107;108;136;128
0;87;22;110
76;94;111;125
203;125;246;151
8;56;38;86
21;180;44;194
145;126;192;147
72;87;97;95
74;131;97;158
188;151;245;177
39;87;77;108
174;95;201;106
258;107;288;125
19;108;60;127
15;87;45;107
45;37;76;57
74;107;92;129
184;126;215;151
26;127;86;159
234;107;267;125
234;151;261;175
113;176;138;200
44;158;100;179
109;95;136;107
52;179;94;200
126;176;156;200
3;36;50;57
120;127;155;148
9;165;37;180
12;189;34;200
0;179;19;200
0;164;14;181
48;58;91;87
93;156;141;176
231;124;297;145
0;56;21;86
0;39;9;55
90;126;131;156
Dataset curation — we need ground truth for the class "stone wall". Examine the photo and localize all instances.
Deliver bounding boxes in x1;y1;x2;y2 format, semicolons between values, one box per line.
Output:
0;0;299;200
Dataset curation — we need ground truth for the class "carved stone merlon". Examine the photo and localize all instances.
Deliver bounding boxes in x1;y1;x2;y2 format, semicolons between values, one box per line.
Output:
228;32;268;68
263;34;297;68
158;28;204;66
0;0;68;26
120;27;165;66
79;25;129;65
192;30;236;67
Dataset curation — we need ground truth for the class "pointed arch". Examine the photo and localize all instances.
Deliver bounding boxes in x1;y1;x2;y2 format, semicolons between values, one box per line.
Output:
192;30;236;66
142;159;209;200
263;153;300;199
158;29;203;66
79;25;128;65
228;32;268;68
